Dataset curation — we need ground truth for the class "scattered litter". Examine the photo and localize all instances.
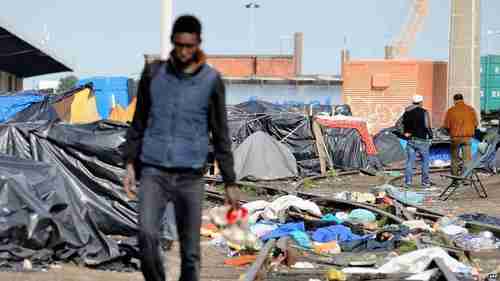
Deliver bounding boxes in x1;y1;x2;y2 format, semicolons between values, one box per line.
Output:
347;209;376;224
440;225;469;236
313;241;341;255
326;269;346;281
402;220;433;232
312;225;363;243
262;195;322;222
291;261;315;269
224;255;257;266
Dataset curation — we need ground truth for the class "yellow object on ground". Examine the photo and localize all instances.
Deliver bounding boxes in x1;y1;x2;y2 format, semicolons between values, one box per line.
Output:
326;269;346;281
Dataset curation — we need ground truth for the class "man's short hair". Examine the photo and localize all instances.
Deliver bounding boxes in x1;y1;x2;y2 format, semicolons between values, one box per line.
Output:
453;93;464;101
171;15;202;41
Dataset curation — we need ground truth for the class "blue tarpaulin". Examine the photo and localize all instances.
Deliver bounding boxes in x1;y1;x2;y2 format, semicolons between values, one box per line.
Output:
399;139;480;162
77;77;129;119
0;92;45;122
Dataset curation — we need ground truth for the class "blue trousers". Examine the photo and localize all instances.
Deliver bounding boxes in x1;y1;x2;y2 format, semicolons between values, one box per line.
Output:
405;139;431;186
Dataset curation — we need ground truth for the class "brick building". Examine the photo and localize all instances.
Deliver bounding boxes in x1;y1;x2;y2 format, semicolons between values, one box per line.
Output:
145;32;304;78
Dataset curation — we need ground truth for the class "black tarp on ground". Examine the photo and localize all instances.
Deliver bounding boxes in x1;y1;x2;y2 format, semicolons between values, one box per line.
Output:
374;128;406;165
233;131;298;181
0;121;139;268
0;154;134;268
0;121;136;235
324;128;369;171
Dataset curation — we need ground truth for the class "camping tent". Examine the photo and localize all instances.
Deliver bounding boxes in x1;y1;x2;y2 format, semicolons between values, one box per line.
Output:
0;91;45;122
374;128;406;165
233;131;298;181
8;85;101;124
228;101;319;176
324;127;370;170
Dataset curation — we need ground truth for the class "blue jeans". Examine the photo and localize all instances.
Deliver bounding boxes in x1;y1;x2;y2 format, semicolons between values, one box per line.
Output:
405;139;431;186
139;166;203;281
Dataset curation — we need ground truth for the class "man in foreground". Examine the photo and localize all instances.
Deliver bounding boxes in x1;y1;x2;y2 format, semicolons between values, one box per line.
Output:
122;15;239;281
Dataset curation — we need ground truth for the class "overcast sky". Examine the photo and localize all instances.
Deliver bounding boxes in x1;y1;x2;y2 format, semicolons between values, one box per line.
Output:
2;0;500;86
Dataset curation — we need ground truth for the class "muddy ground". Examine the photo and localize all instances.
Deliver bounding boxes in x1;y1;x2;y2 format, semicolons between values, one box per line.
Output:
3;173;500;281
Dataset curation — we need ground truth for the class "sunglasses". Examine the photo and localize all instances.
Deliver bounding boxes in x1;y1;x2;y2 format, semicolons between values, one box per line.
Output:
173;41;198;49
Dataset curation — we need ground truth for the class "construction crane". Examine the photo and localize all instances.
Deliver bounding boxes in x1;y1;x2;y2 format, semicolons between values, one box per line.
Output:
387;0;429;58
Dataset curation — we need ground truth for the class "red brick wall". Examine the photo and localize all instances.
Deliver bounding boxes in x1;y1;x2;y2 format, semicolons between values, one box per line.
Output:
256;58;295;77
343;60;448;134
207;56;295;77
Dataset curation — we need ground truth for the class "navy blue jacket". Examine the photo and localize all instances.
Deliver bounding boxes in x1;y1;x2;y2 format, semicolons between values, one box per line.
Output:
123;56;235;183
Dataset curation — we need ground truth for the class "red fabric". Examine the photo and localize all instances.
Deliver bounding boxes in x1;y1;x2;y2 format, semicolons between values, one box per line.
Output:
315;118;378;155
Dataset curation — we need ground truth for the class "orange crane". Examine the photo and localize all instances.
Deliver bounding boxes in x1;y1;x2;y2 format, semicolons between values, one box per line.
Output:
389;0;429;58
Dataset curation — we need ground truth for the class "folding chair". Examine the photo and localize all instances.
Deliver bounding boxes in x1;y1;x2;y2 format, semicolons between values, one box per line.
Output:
438;139;497;201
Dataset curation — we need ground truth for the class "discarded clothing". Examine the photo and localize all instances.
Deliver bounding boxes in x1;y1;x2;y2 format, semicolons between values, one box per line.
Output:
243;200;270;215
262;195;322;222
303;219;340;232
384;185;425;205
261;222;305;241
224;255;257;266
290;230;313;249
313;241;341;255
458;213;500;227
453;233;498;252
335;192;376;204
441;225;468;236
312;225;363;243
402;220;433;232
321;213;344;224
340;236;398;252
347;209;376;224
249;222;278;238
342;247;472;276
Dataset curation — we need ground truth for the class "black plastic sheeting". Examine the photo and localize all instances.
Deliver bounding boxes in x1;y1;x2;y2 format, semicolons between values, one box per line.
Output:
7;85;93;124
228;101;320;176
0;121;139;269
373;128;406;165
323;128;369;171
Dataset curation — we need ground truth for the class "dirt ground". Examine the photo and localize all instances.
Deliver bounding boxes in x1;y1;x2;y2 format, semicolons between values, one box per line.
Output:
297;172;500;217
1;239;248;281
2;173;499;281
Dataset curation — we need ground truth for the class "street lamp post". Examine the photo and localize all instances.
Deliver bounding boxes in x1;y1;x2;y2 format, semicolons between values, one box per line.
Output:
245;1;260;54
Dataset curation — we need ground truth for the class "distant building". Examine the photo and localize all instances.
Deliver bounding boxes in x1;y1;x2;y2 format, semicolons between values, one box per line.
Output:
37;80;60;92
145;32;304;78
0;18;72;92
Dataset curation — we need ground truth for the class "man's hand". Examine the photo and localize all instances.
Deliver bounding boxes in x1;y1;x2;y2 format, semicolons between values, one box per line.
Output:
224;184;240;211
123;162;137;200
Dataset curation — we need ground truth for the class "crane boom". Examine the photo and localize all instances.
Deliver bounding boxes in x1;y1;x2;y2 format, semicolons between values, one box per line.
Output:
390;0;429;58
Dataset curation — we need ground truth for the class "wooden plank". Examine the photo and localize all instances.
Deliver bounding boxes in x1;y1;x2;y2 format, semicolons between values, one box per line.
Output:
312;121;328;176
243;239;276;281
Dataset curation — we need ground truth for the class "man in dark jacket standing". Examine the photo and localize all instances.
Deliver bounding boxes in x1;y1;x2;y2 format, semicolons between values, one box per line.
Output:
122;15;239;281
402;95;433;188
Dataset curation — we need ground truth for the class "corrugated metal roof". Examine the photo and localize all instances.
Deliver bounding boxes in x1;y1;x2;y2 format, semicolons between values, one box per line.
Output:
0;17;73;78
